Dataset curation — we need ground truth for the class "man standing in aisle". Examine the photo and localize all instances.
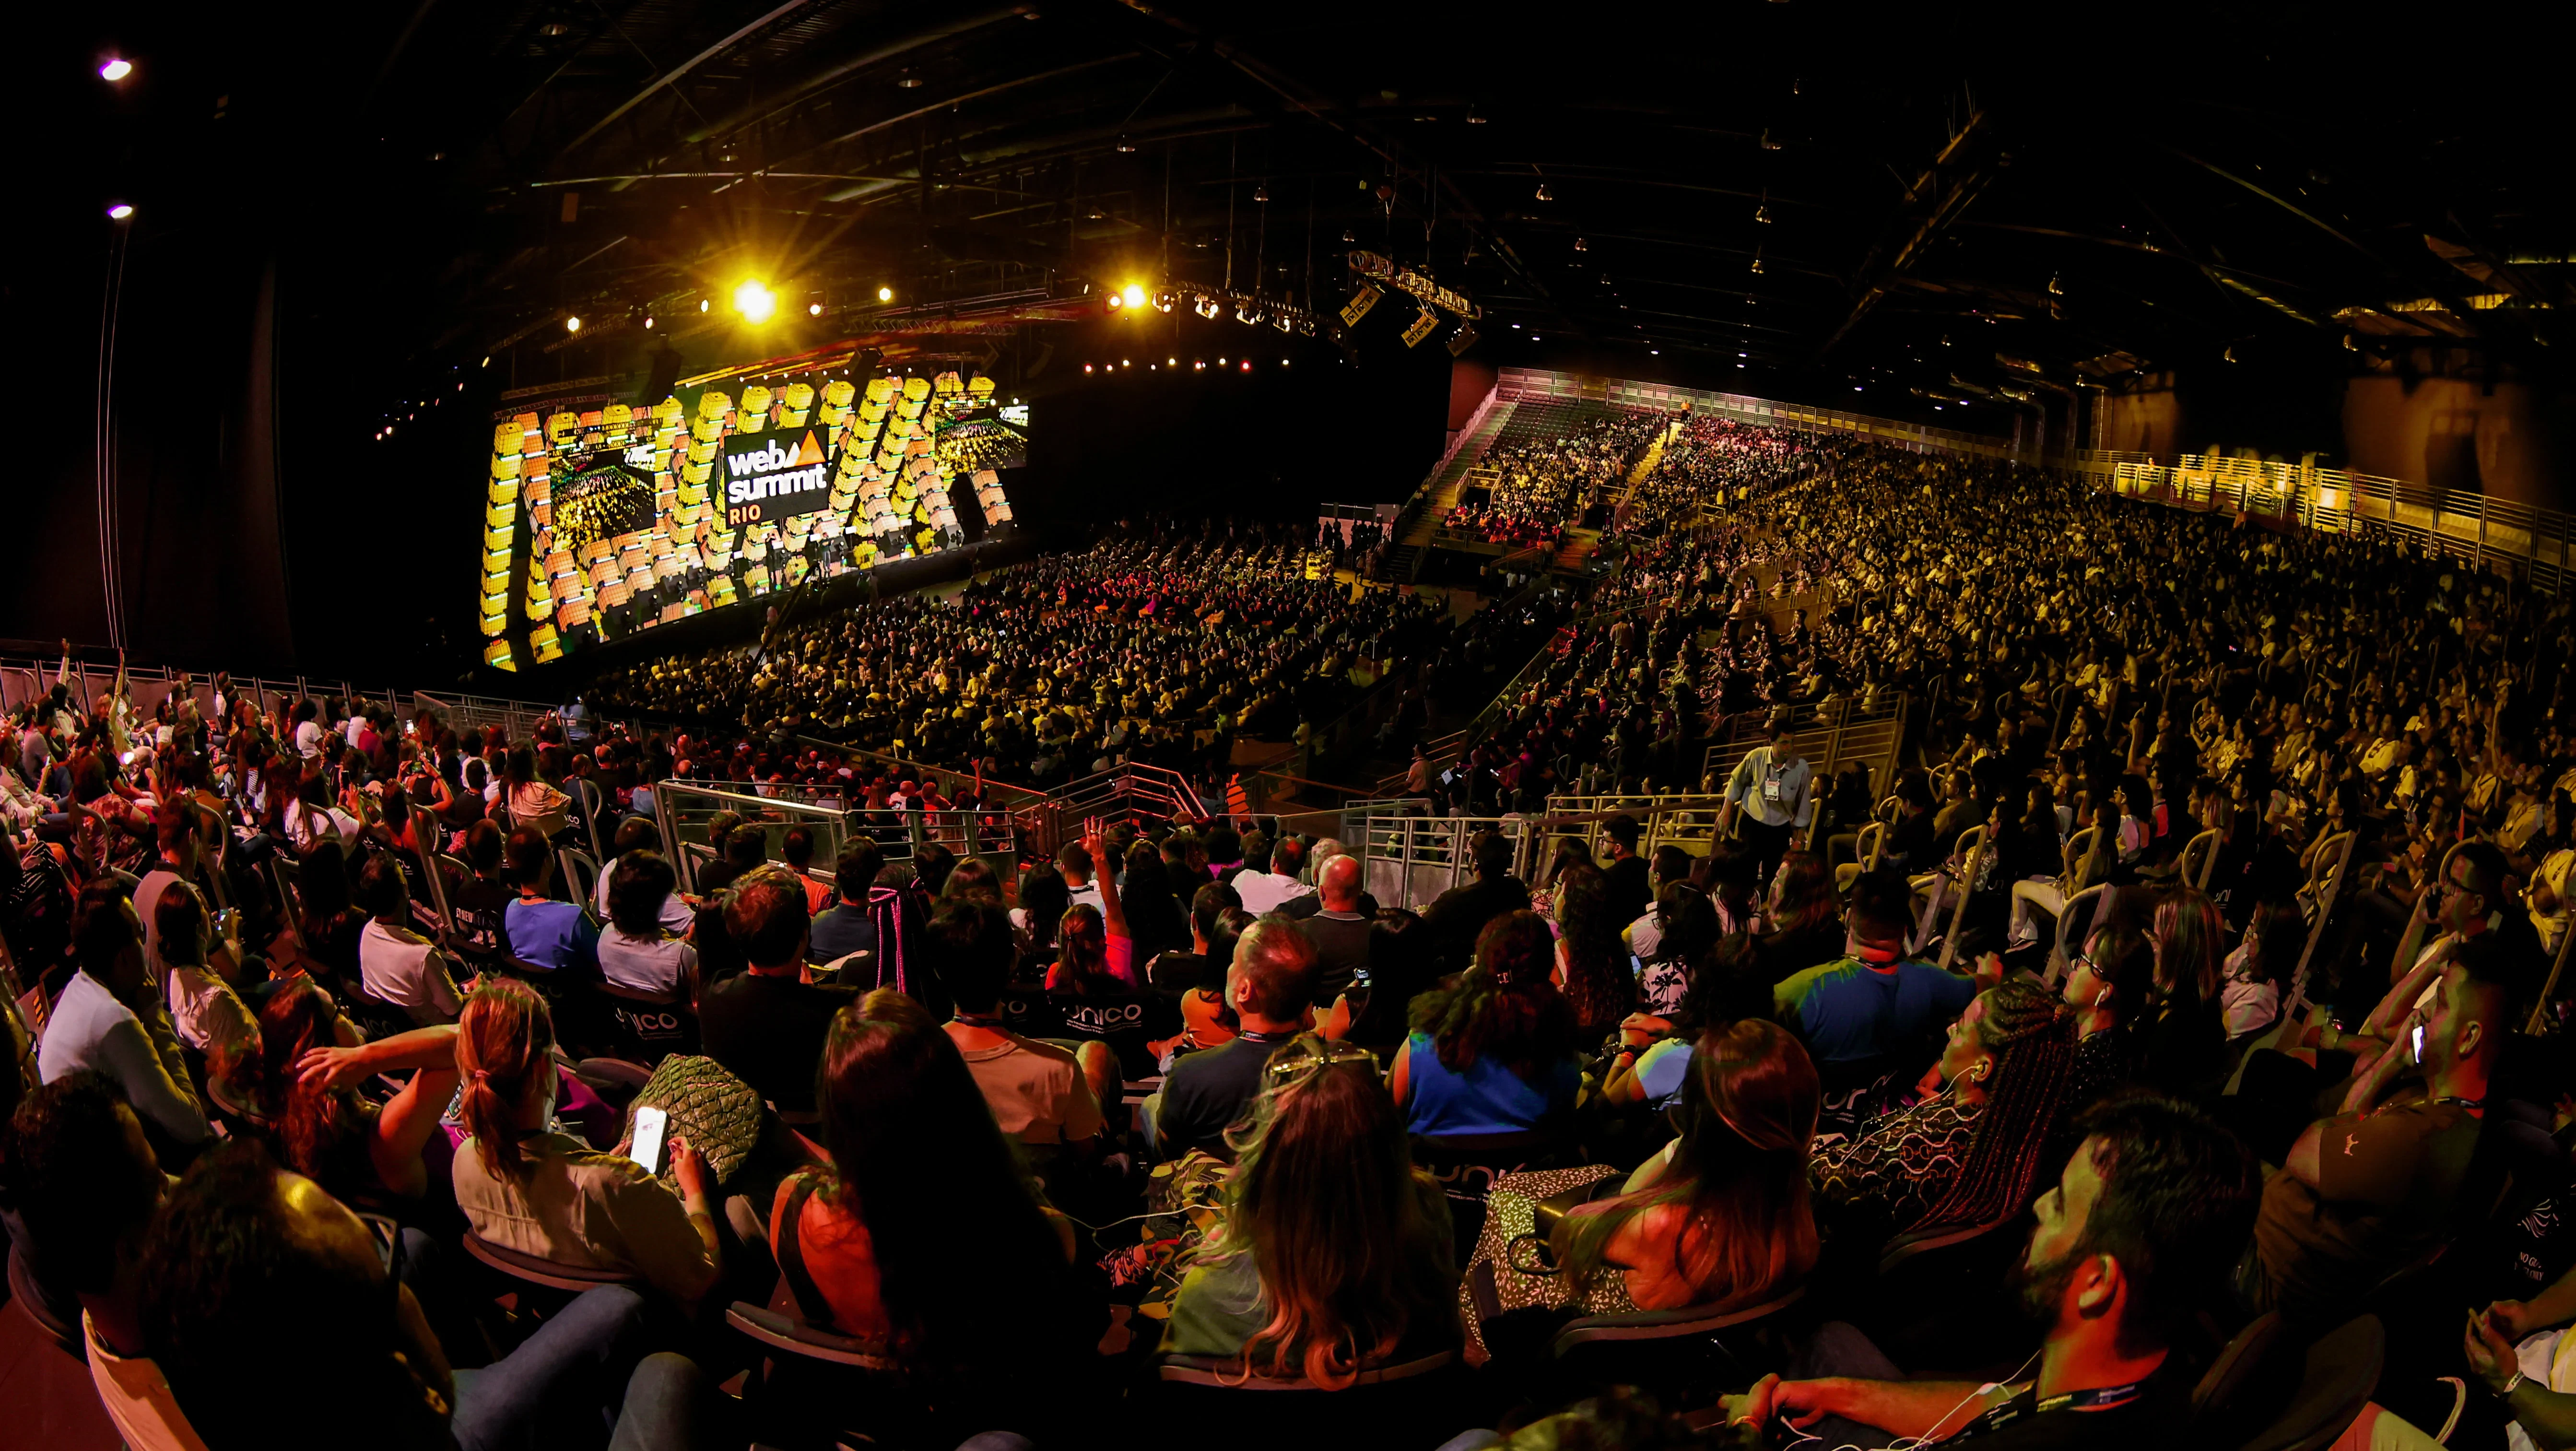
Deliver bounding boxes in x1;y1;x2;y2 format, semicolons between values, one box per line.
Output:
1720;718;1812;888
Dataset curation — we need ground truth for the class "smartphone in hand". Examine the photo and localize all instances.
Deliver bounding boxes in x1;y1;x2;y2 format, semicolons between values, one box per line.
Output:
630;1105;670;1174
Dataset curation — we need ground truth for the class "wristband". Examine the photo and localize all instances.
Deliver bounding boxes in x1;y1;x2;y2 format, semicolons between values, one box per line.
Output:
2503;1371;2528;1398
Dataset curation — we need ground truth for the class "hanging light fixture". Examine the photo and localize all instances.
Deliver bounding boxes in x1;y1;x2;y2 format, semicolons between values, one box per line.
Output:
1341;228;1355;243
1534;181;1553;201
1253;184;1269;203
1115;135;1136;153
1573;237;1588;252
1750;253;1764;275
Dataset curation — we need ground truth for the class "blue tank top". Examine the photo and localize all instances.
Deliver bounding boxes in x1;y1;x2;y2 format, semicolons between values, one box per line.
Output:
1403;1031;1579;1137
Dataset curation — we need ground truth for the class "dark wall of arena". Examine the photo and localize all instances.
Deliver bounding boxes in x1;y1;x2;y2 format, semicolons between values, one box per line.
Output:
1008;338;1451;525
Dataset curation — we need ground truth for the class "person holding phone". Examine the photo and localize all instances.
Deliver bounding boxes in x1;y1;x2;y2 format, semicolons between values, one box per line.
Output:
2241;936;2510;1326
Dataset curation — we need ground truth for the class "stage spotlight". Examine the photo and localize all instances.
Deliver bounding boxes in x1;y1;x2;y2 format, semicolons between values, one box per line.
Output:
1194;360;1205;370
1534;181;1552;201
809;302;822;316
1167;356;1176;365
1239;360;1252;372
700;299;711;312
1194;295;1221;319
1122;283;1146;308
878;285;894;302
1116;135;1136;153
100;58;132;82
1121;359;1130;367
565;316;582;332
733;279;776;322
644;317;654;329
106;202;134;220
1218;356;1227;365
1085;363;1094;373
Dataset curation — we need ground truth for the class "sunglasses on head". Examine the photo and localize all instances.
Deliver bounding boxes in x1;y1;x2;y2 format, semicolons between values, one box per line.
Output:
1263;1038;1379;1080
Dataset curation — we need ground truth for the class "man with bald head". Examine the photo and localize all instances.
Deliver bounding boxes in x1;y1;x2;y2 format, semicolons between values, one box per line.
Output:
1295;852;1374;1009
1142;918;1319;1160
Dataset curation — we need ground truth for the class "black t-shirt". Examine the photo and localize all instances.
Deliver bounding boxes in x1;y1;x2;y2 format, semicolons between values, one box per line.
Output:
1296;911;1373;1007
698;971;858;1113
1153;1033;1294;1158
1603;854;1653;922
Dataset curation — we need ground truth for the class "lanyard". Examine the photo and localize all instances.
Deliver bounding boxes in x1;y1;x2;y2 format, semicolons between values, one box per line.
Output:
1948;1380;2150;1442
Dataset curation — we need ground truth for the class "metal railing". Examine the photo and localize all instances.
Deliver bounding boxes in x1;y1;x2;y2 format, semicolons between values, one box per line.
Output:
649;780;1005;893
1494;367;2023;463
1352;814;1551;914
1702;694;1910;796
2070;449;2576;594
1540;794;1731;861
0;655;567;751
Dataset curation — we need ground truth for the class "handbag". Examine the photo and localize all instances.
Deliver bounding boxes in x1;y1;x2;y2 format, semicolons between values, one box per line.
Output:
1455;1163;1627;1364
612;1054;764;1191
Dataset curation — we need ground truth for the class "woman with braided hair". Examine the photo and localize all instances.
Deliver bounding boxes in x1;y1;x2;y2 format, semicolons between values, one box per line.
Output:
1808;976;2072;1239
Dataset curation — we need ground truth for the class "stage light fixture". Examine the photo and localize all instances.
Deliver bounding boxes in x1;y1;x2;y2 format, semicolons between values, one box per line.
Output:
1121;359;1130;367
1240;360;1251;372
809;302;823;316
107;202;134;220
1116;135;1136;153
1085;363;1094;373
1253;185;1268;203
100;58;132;81
1573;237;1588;251
565;316;582;332
877;286;894;302
1750;255;1764;274
1194;360;1205;370
733;280;777;322
1106;292;1123;309
1534;181;1552;201
643;317;654;329
1218;356;1226;365
1122;283;1145;308
700;299;711;312
1755;203;1773;224
1342;228;1355;242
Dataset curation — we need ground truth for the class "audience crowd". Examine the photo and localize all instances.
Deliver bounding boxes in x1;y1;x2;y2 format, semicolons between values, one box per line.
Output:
5;401;2576;1451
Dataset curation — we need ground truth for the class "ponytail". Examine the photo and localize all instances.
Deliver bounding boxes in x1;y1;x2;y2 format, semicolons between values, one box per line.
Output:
457;977;554;1181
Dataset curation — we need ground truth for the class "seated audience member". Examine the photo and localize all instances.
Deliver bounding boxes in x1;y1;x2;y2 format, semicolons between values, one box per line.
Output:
1275;838;1377;922
1758;851;1850;981
2221;897;2298;1041
290;838;371;983
1553;863;1638;1041
503;826;600;974
445;820;513;955
768;989;1092;1439
2061;921;2154;1110
1603;934;1770;1111
1772;869;1976;1075
153;882;257;1064
1620;845;1696;963
356;852;465;1024
1809;977;2071;1239
1419;832;1531;973
229;981;459;1205
1149;904;1251;1062
698;866;854;1116
503;743;574;841
593;815;692;933
2139;887;2228;1099
597;850;696;999
1599;812;1654;922
133;806;213;967
1393;911;1582;1138
689;814;756;895
452;977;721;1304
930;899;1107;1152
1146;919;1319;1159
1;1073;172;1427
1547;1019;1820;1314
2247;936;2508;1325
1232;836;1316;915
1295;852;1373;1008
36;885;210;1153
144;1140;709;1451
806;836;885;969
1635;884;1724;1021
1046;831;1135;995
781;825;833;916
1146;881;1245;991
1160;1034;1459;1385
1055;838;1106;915
1728;1095;2263;1450
1010;865;1071;981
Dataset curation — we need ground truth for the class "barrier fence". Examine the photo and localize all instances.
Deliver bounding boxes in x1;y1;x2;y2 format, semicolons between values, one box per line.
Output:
2070;449;2576;595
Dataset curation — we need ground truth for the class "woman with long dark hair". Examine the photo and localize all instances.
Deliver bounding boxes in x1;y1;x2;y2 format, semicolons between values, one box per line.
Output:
1393;911;1581;1138
1010;865;1071;980
2141;887;2230;1099
1810;977;2072;1239
1756;851;1843;980
769;989;1086;1397
2062;920;2154;1110
1635;884;1722;1020
1552;1018;1820;1312
1161;1034;1457;1386
1552;863;1636;1039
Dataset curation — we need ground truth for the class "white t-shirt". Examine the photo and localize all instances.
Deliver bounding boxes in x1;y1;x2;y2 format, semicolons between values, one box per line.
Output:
1232;870;1316;916
293;720;324;760
360;919;464;1024
594;856;695;934
164;960;257;1061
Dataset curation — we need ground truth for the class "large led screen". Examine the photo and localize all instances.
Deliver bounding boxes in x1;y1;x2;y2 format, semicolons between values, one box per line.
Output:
476;369;1023;669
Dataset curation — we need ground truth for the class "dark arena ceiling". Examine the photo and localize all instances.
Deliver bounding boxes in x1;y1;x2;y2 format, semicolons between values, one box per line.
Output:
34;0;2576;434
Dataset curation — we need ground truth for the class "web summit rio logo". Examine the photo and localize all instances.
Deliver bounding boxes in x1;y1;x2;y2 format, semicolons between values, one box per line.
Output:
722;429;832;526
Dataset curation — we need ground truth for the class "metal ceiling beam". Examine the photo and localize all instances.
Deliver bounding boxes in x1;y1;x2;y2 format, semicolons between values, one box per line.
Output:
682;5;1041;147
1820;110;1993;357
554;0;820;161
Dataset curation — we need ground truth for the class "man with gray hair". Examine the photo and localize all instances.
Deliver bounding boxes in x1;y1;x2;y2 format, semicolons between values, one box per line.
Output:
1141;917;1319;1159
1278;837;1379;921
1293;853;1372;1008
